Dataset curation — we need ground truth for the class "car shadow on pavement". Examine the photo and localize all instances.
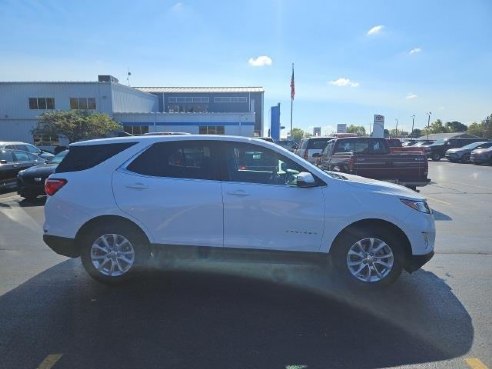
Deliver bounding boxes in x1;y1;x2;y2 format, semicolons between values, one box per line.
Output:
18;196;47;208
0;259;472;369
432;210;452;221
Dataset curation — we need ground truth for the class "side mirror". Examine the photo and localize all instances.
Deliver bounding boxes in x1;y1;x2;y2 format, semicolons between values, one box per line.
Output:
296;172;316;188
312;153;321;158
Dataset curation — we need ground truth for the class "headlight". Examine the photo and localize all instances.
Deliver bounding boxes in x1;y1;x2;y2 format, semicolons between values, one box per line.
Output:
400;199;431;214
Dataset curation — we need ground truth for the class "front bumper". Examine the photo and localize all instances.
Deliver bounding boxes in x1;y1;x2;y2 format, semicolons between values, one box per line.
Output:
43;235;80;258
405;251;434;273
470;156;490;164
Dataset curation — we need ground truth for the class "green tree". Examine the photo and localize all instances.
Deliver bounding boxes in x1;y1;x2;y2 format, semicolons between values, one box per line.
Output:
467;122;482;137
467;114;492;139
290;128;305;141
423;119;448;135
347;124;366;136
389;129;409;137
409;128;422;138
33;110;122;143
445;121;467;132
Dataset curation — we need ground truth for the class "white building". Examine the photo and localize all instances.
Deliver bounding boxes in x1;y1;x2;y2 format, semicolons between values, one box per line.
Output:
0;75;264;145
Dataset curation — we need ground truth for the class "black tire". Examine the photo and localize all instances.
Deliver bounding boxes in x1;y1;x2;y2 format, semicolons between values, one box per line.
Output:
332;227;403;288
431;152;441;161
80;223;150;284
460;155;470;163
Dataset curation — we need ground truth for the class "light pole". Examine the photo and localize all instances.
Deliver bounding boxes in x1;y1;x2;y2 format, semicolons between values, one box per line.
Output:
426;112;432;139
410;115;415;137
395;119;399;137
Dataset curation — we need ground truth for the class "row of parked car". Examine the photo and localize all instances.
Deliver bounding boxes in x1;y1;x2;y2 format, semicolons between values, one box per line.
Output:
290;136;492;165
0;141;67;200
402;138;492;164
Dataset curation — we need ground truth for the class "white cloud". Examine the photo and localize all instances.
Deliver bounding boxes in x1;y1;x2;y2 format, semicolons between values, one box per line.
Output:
171;2;184;12
248;55;273;67
409;48;422;55
329;78;360;88
367;25;384;36
406;93;418;100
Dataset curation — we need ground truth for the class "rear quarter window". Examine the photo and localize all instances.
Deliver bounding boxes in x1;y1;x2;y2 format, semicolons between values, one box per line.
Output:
55;142;137;173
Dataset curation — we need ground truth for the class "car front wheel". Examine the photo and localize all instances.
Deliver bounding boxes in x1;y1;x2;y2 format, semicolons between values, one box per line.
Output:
80;224;149;284
332;227;403;287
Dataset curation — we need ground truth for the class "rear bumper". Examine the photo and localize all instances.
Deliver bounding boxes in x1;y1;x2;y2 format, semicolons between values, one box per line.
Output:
43;235;80;258
405;251;434;273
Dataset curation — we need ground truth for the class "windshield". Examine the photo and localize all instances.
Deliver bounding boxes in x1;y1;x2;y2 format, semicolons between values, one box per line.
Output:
460;141;487;150
47;150;68;164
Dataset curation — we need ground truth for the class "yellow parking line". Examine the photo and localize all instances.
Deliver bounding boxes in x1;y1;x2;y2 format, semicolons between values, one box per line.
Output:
448;181;490;191
426;196;452;206
37;354;63;369
465;358;489;369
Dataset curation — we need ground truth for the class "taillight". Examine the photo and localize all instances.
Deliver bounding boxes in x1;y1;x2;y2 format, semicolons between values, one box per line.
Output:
45;178;67;196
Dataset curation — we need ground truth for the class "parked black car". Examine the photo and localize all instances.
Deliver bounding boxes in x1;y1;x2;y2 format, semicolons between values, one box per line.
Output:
17;150;68;200
445;141;492;163
0;149;45;191
425;138;485;161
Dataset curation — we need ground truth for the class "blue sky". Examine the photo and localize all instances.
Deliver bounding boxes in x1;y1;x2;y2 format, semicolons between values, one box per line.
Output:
1;0;491;135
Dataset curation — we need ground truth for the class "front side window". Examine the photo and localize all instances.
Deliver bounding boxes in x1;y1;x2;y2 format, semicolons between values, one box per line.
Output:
127;141;219;181
224;142;306;186
12;150;31;162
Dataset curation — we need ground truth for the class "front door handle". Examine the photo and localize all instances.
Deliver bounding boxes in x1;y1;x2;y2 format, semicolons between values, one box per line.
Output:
227;190;250;197
126;183;149;190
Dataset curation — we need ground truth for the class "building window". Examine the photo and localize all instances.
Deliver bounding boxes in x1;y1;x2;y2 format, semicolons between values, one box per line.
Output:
168;97;209;103
124;125;149;135
168;104;208;113
33;134;60;147
29;97;55;110
213;97;248;103
70;97;96;109
199;126;225;135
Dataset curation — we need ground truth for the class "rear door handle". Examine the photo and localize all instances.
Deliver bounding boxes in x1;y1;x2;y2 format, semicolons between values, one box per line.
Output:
126;183;149;190
227;190;250;197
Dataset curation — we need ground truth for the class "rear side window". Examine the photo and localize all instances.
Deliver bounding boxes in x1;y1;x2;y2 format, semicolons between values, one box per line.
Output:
56;142;137;173
126;141;219;181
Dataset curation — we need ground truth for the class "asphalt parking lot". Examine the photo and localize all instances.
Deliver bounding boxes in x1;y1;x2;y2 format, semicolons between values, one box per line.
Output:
0;160;490;369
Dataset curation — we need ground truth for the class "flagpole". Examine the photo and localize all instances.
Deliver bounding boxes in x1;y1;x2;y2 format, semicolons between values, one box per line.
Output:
290;98;293;135
290;63;295;137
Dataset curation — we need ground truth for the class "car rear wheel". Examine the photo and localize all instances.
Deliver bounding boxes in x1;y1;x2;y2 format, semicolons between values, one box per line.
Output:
332;227;403;288
431;152;441;161
80;224;149;284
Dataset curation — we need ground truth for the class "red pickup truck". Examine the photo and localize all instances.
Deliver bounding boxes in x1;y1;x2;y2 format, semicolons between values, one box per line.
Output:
315;137;430;190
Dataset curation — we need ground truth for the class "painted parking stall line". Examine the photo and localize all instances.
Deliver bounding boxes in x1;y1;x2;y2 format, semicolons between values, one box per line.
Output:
36;354;63;369
465;357;489;369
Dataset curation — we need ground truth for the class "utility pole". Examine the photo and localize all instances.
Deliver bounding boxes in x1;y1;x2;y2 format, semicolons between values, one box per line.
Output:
426;112;432;139
411;115;415;137
395;119;399;137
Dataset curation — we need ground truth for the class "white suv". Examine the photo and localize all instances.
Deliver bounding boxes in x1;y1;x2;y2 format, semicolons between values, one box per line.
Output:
43;135;435;287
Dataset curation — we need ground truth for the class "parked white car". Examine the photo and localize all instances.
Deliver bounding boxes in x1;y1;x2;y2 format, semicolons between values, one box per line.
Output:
43;135;435;287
